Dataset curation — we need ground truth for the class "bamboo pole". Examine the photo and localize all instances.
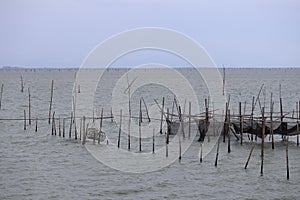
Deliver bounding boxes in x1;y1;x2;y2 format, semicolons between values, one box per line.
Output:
215;133;221;167
20;75;24;93
171;100;175;122
160;97;165;134
117;109;122;148
286;137;289;180
69;112;72;138
261;107;265;176
200;142;203;163
28;88;31;125
251;96;255;141
222;66;225;96
239;102;243;145
52;111;56;136
23;110;26;130
79;117;82;140
223;102;228;143
179;106;182;161
35;117;38;132
99;108;103;144
0;83;3;110
139;98;142;152
152;128;155;154
141;97;151;122
297;101;299;146
73;96;77;140
59;116;61;137
188;101;191;138
48;80;54;124
270;93;274;149
205;99;209;142
227;109;231;153
166;108;170;157
82;116;86;145
63;118;65;138
244;144;255;169
111;107;113;123
127;75;131;150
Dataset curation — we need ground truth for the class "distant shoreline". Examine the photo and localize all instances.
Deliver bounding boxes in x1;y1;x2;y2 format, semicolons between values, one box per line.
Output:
1;66;300;70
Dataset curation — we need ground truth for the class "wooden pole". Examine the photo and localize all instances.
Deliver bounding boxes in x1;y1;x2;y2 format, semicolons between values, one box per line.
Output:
99;108;103;144
23;109;26;130
111;107;113;123
166;108;170;157
215;133;221;167
79;117;82;140
179;106;185;138
228;109;231;153
141;97;151;122
0;83;3;110
63;118;65;138
179;106;182;161
251;96;255;141
35;117;38;132
118;109;122;148
153;128;155;154
286;137;290;180
59;116;61;137
20;75;24;93
261;107;265;176
69;112;72;138
82;116;86;145
171;100;175;122
223;102;228;143
222;66;225;96
270;93;274;149
297;101;299;146
48;80;54;124
72;96;77;140
52;111;56;136
205;99;209;142
160;97;165;134
28;88;31;125
200;142;203;163
139;98;142;152
244;144;255;169
239;102;243;145
188;101;191;138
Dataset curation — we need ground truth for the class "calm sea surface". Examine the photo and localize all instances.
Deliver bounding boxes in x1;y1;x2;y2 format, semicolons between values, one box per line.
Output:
0;68;299;199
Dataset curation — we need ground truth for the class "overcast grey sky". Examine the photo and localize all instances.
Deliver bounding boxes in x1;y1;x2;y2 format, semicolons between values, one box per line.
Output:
0;0;299;68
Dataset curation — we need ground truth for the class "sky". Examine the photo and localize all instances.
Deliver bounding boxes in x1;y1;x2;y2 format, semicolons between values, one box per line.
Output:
0;0;299;68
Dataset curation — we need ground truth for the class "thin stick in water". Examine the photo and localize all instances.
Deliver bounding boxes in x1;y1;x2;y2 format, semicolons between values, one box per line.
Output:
28;88;31;125
118;109;122;148
261;107;265;176
160;97;165;134
24;109;26;130
244;144;255;169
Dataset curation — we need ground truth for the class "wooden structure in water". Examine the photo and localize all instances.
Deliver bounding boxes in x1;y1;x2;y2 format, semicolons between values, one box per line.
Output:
0;78;299;180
